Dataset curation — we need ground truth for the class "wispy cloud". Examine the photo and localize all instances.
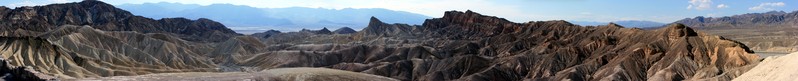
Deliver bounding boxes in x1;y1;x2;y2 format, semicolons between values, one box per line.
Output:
687;0;712;10
716;4;728;8
749;2;785;11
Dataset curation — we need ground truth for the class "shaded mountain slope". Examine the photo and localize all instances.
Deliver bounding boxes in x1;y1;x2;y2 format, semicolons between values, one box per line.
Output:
0;25;220;79
0;37;77;80
333;27;357;34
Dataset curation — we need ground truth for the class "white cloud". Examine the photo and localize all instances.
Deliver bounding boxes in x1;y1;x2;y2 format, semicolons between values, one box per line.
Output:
716;4;728;8
687;0;712;10
749;2;786;11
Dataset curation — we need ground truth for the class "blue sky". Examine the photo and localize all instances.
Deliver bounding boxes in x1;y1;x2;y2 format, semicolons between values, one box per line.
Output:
1;0;797;23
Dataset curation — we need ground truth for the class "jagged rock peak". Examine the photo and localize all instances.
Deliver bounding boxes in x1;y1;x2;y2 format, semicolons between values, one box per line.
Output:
441;10;514;24
550;20;577;26
264;30;281;33
664;23;698;38
370;16;382;23
368;16;386;28
606;22;624;28
299;28;332;34
250;30;282;39
320;27;330;32
73;0;119;11
668;23;687;29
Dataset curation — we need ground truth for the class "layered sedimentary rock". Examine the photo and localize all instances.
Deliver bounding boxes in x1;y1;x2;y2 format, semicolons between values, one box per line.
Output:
238;10;760;81
0;25;219;80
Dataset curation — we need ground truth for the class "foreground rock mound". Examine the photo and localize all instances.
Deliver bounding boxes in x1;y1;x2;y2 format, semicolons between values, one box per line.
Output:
0;25;219;79
734;52;798;81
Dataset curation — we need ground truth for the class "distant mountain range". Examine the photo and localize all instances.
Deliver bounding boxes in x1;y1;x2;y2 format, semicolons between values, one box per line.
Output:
674;11;798;29
672;10;798;52
570;20;666;28
116;2;431;34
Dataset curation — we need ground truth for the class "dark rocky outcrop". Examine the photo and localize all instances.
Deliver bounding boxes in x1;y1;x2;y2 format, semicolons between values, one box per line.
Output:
250;30;281;39
333;27;357;34
353;16;421;39
300;27;333;35
0;0;239;42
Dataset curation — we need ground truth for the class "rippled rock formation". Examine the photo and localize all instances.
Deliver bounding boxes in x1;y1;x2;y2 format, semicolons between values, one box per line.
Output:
239;10;760;81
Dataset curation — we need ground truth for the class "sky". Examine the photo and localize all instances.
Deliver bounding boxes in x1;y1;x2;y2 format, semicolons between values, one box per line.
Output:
1;0;797;23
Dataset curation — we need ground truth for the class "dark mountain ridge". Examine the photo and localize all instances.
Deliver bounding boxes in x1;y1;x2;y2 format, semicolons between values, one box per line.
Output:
674;11;798;29
673;10;798;52
0;0;240;42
